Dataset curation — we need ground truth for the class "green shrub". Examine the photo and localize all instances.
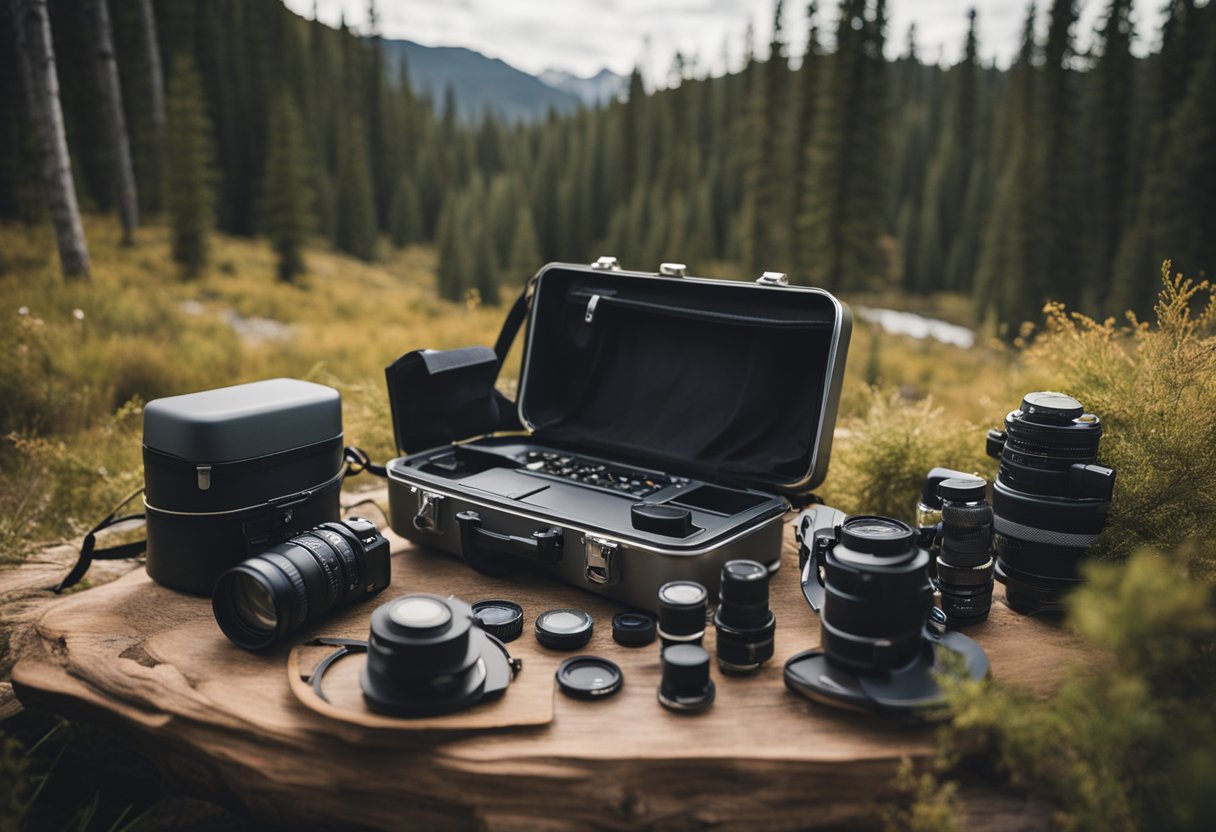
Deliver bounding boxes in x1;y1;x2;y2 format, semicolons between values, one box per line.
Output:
1020;263;1216;568
820;389;994;522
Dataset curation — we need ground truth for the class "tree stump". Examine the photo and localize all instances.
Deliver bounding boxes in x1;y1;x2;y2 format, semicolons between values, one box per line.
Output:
7;493;1083;830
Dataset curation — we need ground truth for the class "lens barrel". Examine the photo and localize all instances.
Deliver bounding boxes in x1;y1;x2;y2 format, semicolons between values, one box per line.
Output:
819;516;933;673
934;477;994;627
987;392;1116;614
213;517;391;651
712;560;776;672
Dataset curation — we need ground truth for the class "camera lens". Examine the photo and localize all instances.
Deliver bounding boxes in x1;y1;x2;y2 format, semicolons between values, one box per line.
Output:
213;517;392;651
360;593;519;717
472;599;524;643
712;560;776;672
658;644;715;713
820;515;932;673
987;392;1116;614
934;477;995;627
657;581;708;647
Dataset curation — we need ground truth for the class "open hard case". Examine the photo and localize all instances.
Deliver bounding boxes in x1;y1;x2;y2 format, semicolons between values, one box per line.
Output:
385;259;852;611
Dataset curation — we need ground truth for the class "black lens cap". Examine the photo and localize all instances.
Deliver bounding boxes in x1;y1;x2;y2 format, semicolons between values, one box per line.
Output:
1020;391;1084;423
612;611;657;647
535;608;594;650
471;599;524;643
556;656;623;700
938;477;987;503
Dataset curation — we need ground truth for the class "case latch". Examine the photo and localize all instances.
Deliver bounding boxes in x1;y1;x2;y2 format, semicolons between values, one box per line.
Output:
756;271;789;286
196;465;212;491
413;490;445;533
582;536;619;586
590;256;621;271
659;262;686;277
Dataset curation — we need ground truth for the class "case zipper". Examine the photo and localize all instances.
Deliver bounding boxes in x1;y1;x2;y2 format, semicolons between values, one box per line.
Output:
577;291;831;329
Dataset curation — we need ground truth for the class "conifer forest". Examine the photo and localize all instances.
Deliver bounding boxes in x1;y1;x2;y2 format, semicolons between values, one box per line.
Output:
2;0;1213;329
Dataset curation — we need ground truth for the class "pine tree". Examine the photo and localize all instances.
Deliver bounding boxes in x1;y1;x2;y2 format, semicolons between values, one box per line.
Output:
506;207;541;284
471;221;499;305
260;94;313;282
388;174;422;248
434;195;469;302
1038;0;1081;310
797;0;888;290
1083;0;1134;311
790;2;820;268
165;53;215;278
334;117;377;261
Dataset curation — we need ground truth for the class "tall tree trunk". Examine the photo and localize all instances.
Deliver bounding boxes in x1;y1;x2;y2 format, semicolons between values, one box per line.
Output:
89;0;139;243
11;0;90;278
136;0;165;145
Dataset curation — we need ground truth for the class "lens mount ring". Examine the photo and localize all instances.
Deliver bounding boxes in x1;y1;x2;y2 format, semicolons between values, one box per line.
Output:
291;533;345;606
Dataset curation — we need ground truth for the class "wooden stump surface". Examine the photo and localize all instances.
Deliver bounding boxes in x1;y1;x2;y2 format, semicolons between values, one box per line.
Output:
6;491;1085;830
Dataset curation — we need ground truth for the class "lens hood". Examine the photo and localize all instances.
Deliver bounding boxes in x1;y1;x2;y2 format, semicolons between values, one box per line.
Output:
784;625;989;717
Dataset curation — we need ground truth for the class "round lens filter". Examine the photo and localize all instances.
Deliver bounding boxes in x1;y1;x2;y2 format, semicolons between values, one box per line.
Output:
535;608;594;650
556;656;623;700
471;599;524;643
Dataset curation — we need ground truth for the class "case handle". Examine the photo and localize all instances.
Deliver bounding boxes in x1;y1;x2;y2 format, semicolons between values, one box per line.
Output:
456;510;562;577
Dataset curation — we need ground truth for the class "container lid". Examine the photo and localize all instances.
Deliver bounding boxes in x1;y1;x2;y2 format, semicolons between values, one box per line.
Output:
516;264;851;496
143;378;342;462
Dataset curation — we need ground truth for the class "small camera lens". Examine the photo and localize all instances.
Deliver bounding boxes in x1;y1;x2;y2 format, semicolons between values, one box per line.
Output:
657;581;708;647
471;599;524;643
713;559;776;673
658;644;715;713
612;611;657;647
213;518;392;651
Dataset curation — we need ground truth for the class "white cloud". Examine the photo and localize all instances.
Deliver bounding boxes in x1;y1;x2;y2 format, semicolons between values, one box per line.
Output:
286;0;1168;82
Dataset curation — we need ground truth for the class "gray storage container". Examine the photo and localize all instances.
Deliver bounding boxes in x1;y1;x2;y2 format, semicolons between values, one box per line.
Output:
142;378;344;594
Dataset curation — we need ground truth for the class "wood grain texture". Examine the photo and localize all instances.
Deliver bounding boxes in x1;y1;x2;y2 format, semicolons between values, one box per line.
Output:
9;490;1087;830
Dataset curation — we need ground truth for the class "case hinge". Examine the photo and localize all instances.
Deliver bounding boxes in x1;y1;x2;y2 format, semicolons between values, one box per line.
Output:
413;490;445;533
756;271;789;286
659;262;687;277
590;256;621;271
582;536;619;586
196;465;212;491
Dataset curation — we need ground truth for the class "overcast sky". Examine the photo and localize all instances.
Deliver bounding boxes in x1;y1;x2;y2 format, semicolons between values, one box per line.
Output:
284;1;1170;82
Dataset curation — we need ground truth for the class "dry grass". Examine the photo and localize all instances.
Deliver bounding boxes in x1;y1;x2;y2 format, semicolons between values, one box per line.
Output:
0;216;1030;559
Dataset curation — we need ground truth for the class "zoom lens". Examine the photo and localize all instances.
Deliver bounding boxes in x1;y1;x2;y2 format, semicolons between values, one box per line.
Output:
213;517;392;651
934;477;995;627
820;516;932;673
987;392;1116;614
712;560;776;673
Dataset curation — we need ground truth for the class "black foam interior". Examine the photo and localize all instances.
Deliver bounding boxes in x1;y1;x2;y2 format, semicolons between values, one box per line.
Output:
520;267;839;489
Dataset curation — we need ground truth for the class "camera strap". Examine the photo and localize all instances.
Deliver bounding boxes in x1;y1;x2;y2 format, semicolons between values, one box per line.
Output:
54;487;148;593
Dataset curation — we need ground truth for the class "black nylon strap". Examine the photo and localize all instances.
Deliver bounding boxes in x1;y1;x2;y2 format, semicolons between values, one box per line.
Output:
55;488;148;593
493;288;530;364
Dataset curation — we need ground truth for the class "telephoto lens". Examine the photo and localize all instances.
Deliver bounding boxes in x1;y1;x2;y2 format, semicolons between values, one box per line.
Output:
785;513;989;716
934;477;995;627
657;581;708;647
712;560;776;673
360;593;520;717
213;518;391;651
986;392;1117;614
